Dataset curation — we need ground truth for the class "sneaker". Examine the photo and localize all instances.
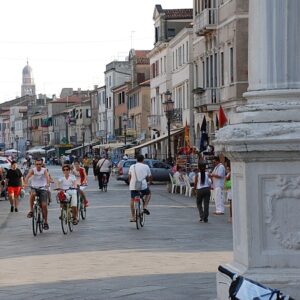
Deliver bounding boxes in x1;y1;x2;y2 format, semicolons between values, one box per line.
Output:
14;208;18;212
43;223;49;230
143;208;150;215
10;206;14;212
199;218;203;222
27;211;33;218
204;219;208;223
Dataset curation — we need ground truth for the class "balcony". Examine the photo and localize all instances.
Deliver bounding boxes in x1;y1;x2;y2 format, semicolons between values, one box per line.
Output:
171;108;182;123
148;115;161;130
194;8;217;36
194;89;219;110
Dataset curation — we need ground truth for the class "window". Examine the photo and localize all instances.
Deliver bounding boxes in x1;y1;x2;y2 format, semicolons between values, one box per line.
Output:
230;47;234;83
214;53;218;87
186;41;189;62
167;28;175;38
221;52;224;86
86;109;91;118
206;57;209;88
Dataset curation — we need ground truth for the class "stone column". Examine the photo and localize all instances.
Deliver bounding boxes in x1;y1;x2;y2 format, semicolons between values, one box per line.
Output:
216;0;300;298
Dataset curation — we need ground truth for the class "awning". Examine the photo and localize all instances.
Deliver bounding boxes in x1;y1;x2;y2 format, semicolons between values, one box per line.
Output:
93;142;124;150
124;128;184;155
65;143;90;154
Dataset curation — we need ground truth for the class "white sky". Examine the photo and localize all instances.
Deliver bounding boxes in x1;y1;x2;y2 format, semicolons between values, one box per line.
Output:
0;0;192;103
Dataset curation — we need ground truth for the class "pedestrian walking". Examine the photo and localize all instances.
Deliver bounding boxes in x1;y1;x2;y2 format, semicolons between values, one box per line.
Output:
209;156;226;215
82;155;90;175
194;163;211;223
5;161;24;212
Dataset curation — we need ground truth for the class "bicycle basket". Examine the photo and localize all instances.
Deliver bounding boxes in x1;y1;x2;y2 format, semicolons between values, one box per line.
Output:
56;191;67;202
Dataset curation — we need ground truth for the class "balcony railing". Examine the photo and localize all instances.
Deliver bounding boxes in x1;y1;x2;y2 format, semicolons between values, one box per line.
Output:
171;108;182;123
194;89;219;108
148;115;161;128
194;8;217;36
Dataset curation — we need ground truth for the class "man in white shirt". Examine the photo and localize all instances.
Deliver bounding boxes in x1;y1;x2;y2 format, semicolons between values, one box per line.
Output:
209;156;226;215
96;155;112;190
128;154;152;222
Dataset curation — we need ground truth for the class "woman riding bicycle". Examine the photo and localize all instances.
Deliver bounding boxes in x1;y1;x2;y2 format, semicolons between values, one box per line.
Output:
72;160;88;207
57;164;79;225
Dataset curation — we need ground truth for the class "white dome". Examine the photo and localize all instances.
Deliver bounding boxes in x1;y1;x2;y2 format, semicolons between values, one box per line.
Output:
23;63;33;76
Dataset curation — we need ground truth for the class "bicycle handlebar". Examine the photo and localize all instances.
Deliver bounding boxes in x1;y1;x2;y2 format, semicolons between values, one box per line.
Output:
218;265;235;280
54;187;76;192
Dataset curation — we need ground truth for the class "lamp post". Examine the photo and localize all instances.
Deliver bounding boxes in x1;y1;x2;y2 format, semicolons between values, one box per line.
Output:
163;90;174;165
122;114;128;145
15;135;19;161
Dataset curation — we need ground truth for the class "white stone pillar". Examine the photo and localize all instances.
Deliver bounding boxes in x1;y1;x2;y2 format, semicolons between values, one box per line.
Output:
216;0;300;298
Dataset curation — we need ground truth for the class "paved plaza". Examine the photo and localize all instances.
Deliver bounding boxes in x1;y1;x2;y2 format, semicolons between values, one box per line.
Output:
0;166;233;300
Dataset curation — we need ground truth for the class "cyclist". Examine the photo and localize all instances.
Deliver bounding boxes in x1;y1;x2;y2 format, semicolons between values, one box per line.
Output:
128;154;152;222
5;160;24;212
57;164;79;225
24;158;51;230
72;160;89;207
96;155;112;190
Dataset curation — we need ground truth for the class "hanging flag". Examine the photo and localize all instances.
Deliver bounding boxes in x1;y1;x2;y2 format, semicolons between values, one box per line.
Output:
219;105;228;128
184;121;190;154
200;115;207;132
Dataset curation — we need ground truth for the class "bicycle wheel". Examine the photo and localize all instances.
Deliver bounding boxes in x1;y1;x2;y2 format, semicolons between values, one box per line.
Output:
68;208;74;232
81;205;86;220
135;203;140;230
140;209;145;227
32;205;38;236
38;209;44;233
61;208;68;234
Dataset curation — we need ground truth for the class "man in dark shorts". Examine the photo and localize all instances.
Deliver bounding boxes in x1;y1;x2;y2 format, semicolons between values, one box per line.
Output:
5;161;24;212
128;154;152;222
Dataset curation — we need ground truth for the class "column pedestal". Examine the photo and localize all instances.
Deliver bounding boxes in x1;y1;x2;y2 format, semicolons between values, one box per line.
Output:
215;91;300;299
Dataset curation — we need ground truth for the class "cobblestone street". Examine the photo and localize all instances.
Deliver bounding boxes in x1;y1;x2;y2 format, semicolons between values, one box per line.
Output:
0;166;233;300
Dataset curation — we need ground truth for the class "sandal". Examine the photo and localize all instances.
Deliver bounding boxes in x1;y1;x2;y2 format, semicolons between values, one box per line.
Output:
27;211;33;218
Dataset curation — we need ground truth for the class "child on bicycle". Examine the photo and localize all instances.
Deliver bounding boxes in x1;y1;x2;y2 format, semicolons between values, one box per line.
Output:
72;160;89;207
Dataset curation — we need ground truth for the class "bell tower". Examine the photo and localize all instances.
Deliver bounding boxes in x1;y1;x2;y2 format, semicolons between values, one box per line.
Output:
21;61;36;96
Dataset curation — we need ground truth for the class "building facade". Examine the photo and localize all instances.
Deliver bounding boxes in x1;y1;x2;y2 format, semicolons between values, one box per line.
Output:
193;0;249;146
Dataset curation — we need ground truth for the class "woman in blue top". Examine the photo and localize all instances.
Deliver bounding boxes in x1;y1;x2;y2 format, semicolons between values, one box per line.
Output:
194;163;211;223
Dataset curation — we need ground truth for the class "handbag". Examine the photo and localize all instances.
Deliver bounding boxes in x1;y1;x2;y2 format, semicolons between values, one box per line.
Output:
133;165;143;191
225;179;231;189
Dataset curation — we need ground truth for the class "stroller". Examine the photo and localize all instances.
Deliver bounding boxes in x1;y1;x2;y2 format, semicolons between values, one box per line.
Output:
218;265;294;300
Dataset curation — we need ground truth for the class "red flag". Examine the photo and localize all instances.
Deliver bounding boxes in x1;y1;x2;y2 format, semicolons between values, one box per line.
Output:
218;105;228;128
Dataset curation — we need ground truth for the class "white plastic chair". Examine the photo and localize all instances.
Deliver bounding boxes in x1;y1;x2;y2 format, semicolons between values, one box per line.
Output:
173;174;186;194
183;174;194;197
169;173;176;194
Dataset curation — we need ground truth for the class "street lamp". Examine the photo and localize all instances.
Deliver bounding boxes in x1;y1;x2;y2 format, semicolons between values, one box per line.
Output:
15;135;19;161
162;90;174;165
122;114;128;145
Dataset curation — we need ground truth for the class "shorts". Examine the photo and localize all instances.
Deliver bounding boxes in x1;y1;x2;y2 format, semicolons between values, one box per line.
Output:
31;188;48;203
7;186;22;197
131;188;150;199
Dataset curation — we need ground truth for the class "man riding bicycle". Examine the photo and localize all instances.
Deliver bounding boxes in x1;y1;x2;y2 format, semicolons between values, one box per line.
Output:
24;158;51;230
128;154;152;222
96;155;112;191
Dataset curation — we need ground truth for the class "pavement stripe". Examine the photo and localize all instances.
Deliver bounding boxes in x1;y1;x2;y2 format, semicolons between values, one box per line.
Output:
0;250;233;287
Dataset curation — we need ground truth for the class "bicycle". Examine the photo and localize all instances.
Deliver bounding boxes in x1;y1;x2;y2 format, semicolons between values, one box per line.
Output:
55;188;76;235
133;192;145;230
102;173;108;192
31;187;46;236
76;184;87;222
218;265;294;300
